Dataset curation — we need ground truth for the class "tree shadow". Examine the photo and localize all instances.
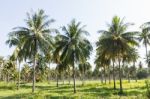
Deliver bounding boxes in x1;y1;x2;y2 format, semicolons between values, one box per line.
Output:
21;84;57;90
0;86;15;90
0;93;32;99
45;95;74;99
79;87;113;97
79;86;145;97
0;82;146;99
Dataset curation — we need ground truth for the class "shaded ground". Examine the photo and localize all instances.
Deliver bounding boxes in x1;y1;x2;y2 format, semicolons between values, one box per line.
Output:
0;80;147;99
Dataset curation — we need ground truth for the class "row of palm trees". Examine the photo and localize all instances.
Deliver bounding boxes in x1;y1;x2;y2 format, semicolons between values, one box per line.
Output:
0;57;17;83
95;16;150;94
6;9;92;93
4;9;150;94
1;56;144;84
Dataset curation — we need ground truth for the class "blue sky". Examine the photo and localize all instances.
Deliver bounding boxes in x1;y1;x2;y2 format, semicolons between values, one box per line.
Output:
0;0;150;67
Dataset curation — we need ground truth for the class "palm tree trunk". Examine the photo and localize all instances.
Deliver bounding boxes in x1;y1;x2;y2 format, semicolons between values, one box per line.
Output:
83;65;87;85
135;77;137;82
32;58;36;93
68;78;71;85
56;68;59;87
3;73;5;82
48;63;51;84
101;72;103;84
133;62;137;82
14;77;16;84
24;76;25;83
108;66;111;84
122;61;125;78
68;70;71;85
145;42;148;63
145;42;149;73
82;71;85;86
104;66;106;84
0;72;1;81
128;74;130;83
62;70;64;85
127;66;130;83
83;71;86;85
73;61;76;93
7;73;9;83
81;73;83;85
17;61;20;90
56;74;59;87
112;60;116;89
119;57;123;94
81;67;85;86
32;39;37;93
0;63;2;81
26;74;28;82
56;75;59;87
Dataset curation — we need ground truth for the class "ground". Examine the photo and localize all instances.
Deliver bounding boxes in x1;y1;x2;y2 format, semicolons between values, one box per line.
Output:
0;80;148;99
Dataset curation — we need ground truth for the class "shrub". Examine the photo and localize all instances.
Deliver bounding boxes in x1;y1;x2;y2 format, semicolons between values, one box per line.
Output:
136;69;148;79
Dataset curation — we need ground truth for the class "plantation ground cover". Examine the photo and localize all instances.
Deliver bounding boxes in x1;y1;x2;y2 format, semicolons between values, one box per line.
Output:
0;80;148;99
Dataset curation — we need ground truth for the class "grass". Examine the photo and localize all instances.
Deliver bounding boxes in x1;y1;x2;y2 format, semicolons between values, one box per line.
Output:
0;79;148;99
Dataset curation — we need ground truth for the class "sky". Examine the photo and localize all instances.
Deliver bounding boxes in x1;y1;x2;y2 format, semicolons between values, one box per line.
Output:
0;0;150;68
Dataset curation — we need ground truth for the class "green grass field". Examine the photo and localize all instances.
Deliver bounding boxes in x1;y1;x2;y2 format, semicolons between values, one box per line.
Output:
0;80;148;99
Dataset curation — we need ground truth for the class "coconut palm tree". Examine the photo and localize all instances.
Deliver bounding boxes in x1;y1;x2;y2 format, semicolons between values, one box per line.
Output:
45;52;52;84
7;9;55;92
21;64;31;82
35;54;49;82
147;51;150;72
122;48;139;82
9;47;24;89
139;24;150;71
55;19;93;93
94;60;104;83
79;61;91;85
96;32;117;88
66;65;72;85
0;57;4;66
53;36;62;87
95;51;111;84
0;56;4;81
11;48;23;90
98;16;138;93
6;31;24;89
56;62;67;86
2;57;16;82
